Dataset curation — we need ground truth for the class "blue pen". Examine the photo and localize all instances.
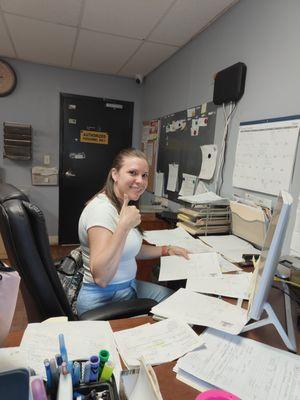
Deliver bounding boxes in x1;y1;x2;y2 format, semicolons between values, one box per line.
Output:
73;361;81;386
89;355;100;381
44;359;52;390
55;353;63;367
83;361;91;384
58;333;68;363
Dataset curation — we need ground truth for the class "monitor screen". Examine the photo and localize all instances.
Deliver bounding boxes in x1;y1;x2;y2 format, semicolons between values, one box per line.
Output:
248;191;293;320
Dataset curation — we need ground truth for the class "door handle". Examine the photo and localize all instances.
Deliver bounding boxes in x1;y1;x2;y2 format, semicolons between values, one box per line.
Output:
65;170;76;177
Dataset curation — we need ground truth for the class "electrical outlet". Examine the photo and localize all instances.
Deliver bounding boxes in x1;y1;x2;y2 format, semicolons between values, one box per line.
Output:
43;154;50;165
245;193;272;209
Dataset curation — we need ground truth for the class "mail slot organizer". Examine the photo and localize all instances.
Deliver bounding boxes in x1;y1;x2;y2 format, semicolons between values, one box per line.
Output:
3;122;32;160
231;211;267;249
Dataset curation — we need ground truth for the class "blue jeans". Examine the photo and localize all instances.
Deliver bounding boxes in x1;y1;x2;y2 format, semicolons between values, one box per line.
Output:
76;279;174;317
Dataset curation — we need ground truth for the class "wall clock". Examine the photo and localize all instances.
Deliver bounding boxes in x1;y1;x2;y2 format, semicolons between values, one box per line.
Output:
0;59;17;97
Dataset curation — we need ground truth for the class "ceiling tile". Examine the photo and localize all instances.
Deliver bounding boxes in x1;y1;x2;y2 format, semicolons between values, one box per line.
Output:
5;14;77;67
72;29;142;74
0;0;83;26
82;0;174;39
0;15;15;57
119;41;178;77
149;0;238;46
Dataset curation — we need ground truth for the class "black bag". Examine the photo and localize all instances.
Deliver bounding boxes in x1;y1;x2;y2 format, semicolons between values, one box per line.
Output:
56;247;84;315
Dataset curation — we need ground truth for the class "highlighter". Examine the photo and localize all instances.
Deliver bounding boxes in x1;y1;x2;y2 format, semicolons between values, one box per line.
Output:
31;377;48;400
100;360;114;381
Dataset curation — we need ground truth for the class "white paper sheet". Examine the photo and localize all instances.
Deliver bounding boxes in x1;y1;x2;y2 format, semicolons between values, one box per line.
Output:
20;321;122;383
177;328;300;400
233;119;300;195
199;235;260;262
114;318;203;367
154;172;164;197
290;196;300;256
199;145;218;180
143;227;214;254
143;227;191;245
218;255;242;273
0;347;28;372
179;173;197;196
151;288;248;335
129;357;163;400
159;253;221;281
194;180;208;195
167;164;178;191
186;272;252;299
178;191;224;204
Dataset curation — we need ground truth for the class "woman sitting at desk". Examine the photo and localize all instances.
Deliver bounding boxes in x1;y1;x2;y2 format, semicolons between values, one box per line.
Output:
76;148;188;316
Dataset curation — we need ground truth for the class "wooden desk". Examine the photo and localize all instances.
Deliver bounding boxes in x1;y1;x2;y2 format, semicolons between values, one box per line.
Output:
4;287;299;400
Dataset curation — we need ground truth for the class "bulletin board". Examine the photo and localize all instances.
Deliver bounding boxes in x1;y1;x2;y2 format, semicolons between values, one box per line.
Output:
156;101;217;202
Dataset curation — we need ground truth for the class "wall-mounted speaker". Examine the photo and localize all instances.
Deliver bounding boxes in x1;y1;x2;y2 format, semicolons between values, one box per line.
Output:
213;62;247;105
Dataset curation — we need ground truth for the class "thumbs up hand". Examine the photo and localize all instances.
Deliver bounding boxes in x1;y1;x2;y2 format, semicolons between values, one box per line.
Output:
119;194;141;230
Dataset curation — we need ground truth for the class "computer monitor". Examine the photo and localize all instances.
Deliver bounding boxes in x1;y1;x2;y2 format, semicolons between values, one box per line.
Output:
248;190;293;320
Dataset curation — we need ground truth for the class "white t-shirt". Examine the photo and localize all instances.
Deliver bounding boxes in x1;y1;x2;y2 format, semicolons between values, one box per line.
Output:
78;193;142;284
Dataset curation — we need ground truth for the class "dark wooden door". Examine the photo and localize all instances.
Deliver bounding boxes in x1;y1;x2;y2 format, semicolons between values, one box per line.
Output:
59;93;133;244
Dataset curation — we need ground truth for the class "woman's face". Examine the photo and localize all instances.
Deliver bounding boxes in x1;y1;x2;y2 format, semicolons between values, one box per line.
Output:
112;156;149;201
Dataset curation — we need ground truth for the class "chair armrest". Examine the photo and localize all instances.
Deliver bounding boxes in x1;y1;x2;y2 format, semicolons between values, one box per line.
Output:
78;298;157;321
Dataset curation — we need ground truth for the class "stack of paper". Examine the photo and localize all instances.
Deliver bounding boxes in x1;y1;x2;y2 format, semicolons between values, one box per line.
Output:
114;318;203;368
151;288;248;335
199;234;260;263
175;328;300;400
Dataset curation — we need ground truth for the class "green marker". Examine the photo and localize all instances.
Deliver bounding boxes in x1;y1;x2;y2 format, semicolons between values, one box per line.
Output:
100;360;114;381
98;349;110;379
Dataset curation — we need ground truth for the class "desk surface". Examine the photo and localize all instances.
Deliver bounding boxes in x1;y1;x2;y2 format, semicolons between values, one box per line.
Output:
4;287;299;400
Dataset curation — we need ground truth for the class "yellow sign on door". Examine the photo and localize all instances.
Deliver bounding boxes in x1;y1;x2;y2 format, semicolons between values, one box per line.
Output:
80;130;109;144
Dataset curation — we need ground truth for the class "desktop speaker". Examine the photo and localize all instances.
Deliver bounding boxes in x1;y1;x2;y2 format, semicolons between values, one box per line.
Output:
213;62;247;105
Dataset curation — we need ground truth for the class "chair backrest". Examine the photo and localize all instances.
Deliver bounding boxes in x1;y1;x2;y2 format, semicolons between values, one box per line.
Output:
0;182;75;322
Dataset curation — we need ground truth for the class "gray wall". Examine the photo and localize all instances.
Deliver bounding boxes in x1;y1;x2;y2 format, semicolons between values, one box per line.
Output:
142;0;300;251
0;59;143;237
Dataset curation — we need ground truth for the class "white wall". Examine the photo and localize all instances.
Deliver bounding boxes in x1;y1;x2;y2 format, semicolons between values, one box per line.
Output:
0;59;143;236
142;0;300;250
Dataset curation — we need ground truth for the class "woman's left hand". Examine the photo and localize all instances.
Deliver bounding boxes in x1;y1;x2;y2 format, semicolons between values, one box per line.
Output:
168;245;190;259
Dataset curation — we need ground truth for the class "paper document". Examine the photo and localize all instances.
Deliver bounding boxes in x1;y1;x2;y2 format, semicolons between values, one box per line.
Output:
179;173;197;196
20;321;121;382
159;253;221;281
178;192;225;204
154;172;164;197
143;227;191;245
195;180;208;195
151;288;248;335
177;328;300;400
199;145;218;180
199;235;260;263
0;347;27;372
167;163;178;191
114;318;203;368
186;272;253;299
218;255;242;273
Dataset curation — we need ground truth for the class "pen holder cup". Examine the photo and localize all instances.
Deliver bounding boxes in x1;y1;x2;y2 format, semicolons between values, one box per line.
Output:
46;359;119;400
73;359;119;400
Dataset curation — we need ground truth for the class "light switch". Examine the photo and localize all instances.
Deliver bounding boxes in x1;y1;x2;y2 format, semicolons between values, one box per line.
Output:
44;154;50;165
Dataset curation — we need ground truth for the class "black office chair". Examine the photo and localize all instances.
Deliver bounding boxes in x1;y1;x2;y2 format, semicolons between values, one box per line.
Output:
0;182;156;322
